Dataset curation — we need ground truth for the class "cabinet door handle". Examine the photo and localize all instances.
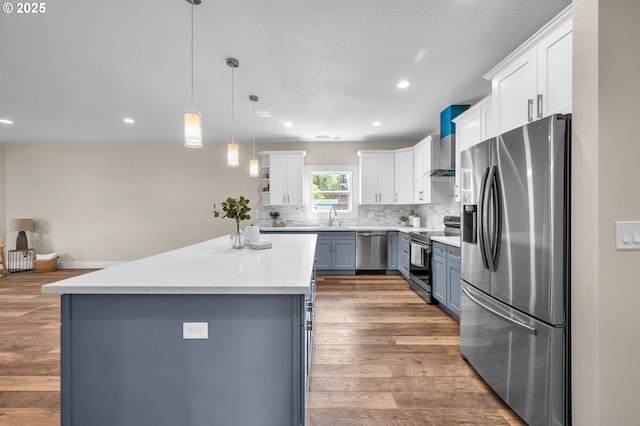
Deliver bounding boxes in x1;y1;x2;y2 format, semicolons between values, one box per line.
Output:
395;193;398;202
527;99;534;122
537;94;543;119
283;194;286;204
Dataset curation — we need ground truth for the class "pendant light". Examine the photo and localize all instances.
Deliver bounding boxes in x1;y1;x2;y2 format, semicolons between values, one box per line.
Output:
183;0;202;148
249;95;259;177
226;58;240;167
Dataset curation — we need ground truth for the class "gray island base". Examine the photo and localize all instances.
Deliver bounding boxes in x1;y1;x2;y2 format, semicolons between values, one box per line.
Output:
43;234;317;426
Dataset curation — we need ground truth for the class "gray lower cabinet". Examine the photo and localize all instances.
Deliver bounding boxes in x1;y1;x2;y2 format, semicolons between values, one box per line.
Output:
262;231;356;274
60;268;315;426
60;289;315;425
432;241;461;319
316;232;356;274
432;244;447;303
387;231;399;273
400;232;410;279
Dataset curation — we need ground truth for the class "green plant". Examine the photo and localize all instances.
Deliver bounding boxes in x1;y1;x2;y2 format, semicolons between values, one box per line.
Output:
269;211;280;223
213;196;252;233
400;215;409;222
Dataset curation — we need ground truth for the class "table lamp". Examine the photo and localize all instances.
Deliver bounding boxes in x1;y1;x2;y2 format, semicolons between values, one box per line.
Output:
10;218;34;250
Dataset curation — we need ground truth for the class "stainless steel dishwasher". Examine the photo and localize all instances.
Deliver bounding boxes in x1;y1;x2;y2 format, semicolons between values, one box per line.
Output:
356;231;388;273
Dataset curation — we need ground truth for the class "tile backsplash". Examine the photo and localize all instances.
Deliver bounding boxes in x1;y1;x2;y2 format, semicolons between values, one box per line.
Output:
255;202;460;229
418;202;461;229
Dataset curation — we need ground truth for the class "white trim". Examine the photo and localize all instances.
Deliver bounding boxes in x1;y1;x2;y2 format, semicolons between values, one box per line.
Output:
483;4;572;81
305;165;359;221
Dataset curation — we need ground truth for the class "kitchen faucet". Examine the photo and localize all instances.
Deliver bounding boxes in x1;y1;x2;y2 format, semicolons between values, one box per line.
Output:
329;208;338;226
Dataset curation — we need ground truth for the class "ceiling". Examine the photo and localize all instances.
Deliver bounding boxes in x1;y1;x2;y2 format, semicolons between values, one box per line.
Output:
0;0;571;145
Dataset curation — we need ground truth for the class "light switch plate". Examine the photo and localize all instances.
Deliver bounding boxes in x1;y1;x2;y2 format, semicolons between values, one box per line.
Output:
616;221;640;250
183;322;208;339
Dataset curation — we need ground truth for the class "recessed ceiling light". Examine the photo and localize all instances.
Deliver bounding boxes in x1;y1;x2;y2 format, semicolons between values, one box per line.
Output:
123;118;135;124
284;122;293;128
0;119;14;125
372;121;382;126
397;80;411;89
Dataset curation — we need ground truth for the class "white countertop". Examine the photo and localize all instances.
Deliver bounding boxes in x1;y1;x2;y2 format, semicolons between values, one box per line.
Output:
41;234;318;295
431;236;461;247
260;225;441;233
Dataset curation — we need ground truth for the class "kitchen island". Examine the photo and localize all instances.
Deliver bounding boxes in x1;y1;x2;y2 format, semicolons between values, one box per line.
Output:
42;233;317;426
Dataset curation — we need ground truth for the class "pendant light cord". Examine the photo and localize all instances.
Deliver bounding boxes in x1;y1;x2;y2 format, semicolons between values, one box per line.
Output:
252;98;256;157
231;66;235;143
190;0;195;111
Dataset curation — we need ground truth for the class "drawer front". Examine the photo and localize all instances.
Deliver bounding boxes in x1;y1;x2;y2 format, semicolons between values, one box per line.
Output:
447;245;461;261
432;241;446;257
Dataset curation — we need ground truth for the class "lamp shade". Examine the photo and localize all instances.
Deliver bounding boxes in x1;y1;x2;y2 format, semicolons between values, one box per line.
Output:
249;158;259;177
227;142;239;167
184;111;203;148
10;218;34;232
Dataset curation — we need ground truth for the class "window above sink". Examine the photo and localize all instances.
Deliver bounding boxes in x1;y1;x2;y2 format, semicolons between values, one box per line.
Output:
305;165;360;221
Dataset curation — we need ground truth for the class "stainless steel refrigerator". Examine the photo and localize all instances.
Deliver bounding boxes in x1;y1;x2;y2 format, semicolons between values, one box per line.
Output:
459;114;571;426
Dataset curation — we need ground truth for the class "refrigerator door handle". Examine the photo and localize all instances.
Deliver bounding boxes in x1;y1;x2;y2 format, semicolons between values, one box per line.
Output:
486;165;501;272
462;287;537;336
478;167;490;269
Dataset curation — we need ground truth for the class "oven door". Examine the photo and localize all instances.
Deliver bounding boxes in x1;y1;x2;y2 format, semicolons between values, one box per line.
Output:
409;240;430;276
409;239;435;304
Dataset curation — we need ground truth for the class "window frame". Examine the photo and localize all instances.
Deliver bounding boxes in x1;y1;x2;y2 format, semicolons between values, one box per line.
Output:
304;165;359;221
310;171;353;213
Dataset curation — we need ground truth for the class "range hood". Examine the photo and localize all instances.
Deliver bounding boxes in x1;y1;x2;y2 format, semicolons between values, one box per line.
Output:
429;105;470;177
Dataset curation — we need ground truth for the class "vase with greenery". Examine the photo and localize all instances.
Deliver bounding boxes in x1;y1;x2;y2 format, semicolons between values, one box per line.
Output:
400;215;409;226
213;196;252;248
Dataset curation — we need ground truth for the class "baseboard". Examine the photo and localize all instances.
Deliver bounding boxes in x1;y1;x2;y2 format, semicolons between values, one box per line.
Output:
58;261;125;269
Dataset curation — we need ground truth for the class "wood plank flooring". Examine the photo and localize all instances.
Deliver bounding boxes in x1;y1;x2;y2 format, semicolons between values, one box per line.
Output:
0;270;525;425
308;275;525;426
0;269;93;426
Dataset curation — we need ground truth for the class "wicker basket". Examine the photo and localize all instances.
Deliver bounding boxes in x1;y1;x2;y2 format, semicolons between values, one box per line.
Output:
34;257;58;273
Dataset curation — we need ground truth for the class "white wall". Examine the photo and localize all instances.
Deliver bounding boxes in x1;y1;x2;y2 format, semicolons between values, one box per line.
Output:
572;1;640;424
0;144;6;238
4;139;413;264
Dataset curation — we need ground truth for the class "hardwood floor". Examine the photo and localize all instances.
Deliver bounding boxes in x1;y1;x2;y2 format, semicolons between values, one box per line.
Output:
308;275;525;426
0;269;93;426
0;270;524;425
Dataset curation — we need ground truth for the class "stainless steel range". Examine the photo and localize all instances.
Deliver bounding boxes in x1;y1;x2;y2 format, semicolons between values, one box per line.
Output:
409;216;460;304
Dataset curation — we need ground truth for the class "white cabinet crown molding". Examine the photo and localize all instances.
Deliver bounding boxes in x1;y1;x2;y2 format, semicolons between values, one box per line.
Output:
483;4;572;81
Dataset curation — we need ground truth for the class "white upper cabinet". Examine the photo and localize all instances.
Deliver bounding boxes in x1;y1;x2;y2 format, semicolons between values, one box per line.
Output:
486;5;572;135
261;151;305;206
537;16;573;116
413;142;425;203
394;149;414;204
412;135;449;204
453;96;493;201
358;151;395;205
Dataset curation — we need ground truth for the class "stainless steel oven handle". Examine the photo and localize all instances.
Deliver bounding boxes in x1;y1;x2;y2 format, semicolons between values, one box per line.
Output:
462;287;537;335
